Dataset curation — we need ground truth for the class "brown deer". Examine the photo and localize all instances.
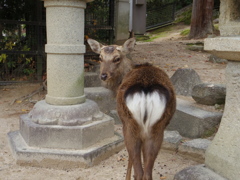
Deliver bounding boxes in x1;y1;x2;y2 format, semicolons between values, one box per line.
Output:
88;38;176;180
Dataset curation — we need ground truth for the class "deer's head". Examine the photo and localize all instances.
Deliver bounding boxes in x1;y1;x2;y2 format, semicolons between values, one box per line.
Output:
87;38;136;82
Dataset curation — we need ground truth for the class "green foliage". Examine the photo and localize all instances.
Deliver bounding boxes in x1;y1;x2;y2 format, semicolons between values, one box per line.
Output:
180;29;190;36
0;35;35;80
175;9;192;25
175;0;192;10
142;25;173;42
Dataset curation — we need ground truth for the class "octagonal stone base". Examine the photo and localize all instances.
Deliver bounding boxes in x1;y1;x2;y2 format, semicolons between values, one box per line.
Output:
8;131;123;169
8;99;124;169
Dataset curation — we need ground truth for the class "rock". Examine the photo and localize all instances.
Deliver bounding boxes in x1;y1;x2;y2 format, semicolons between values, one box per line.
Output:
167;98;222;138
192;83;226;105
174;164;227;180
170;68;202;96
178;139;211;163
162;131;182;151
187;45;204;51
209;54;228;64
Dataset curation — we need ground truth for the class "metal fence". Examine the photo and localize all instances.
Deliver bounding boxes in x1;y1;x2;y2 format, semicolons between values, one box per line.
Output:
0;19;46;81
85;0;115;58
146;2;176;30
0;0;115;82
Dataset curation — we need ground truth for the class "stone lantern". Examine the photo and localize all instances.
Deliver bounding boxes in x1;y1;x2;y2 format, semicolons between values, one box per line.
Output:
174;0;240;179
8;0;123;169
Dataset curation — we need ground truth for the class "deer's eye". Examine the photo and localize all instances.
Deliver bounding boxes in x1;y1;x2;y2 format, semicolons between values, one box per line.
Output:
113;57;120;63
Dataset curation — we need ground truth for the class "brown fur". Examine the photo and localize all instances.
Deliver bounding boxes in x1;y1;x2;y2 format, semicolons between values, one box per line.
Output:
117;64;176;180
88;38;176;180
87;38;135;96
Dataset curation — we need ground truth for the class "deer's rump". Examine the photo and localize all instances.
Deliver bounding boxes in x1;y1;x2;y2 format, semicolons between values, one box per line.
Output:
117;64;176;138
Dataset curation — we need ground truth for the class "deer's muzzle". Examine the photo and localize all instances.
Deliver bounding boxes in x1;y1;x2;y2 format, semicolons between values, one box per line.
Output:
101;73;108;81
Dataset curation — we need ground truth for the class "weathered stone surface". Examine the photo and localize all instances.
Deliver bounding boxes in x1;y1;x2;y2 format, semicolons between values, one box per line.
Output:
218;0;240;36
109;110;121;124
178;139;211;163
162;131;182;151
204;37;240;61
28;100;104;125
167;98;222;138
170;68;202;96
174;164;227;180
8;131;124;169
84;72;101;87
20;113;114;149
84;87;116;114
205;62;240;180
209;54;228;64
192;83;226;105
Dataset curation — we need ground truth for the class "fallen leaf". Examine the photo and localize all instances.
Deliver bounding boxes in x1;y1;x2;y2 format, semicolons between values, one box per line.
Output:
21;109;29;112
16;100;22;103
160;176;167;179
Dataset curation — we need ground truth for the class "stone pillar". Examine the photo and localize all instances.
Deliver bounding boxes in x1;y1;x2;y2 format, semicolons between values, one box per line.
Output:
115;0;130;44
45;0;86;105
7;0;124;169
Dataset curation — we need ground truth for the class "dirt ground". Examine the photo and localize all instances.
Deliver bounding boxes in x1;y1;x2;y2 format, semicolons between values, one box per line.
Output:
0;26;226;180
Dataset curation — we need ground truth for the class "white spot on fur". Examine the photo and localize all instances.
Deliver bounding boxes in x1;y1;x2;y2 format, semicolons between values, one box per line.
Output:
126;91;167;136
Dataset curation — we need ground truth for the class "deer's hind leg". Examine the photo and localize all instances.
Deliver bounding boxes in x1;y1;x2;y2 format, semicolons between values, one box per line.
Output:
142;135;163;180
124;129;143;180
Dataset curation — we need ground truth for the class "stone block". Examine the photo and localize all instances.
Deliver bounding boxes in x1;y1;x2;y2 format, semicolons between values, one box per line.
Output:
162;131;182;151
178;139;211;163
170;68;202;96
20;114;115;150
8;131;124;169
204;37;240;61
84;72;101;87
84;87;116;114
109;110;122;124
167;99;222;138
192;83;226;105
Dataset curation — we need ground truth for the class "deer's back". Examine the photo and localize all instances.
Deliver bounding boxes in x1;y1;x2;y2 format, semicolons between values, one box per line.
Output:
117;64;176;137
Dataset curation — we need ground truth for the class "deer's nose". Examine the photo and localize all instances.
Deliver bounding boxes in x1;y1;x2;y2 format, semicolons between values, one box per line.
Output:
101;73;108;81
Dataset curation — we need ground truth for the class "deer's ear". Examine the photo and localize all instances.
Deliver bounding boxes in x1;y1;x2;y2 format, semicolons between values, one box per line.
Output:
121;38;136;53
87;39;103;54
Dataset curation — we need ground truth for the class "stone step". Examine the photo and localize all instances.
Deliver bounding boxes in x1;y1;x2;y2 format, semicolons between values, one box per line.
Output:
167;98;222;138
178;138;211;163
84;72;101;87
163;131;211;163
84;87;116;115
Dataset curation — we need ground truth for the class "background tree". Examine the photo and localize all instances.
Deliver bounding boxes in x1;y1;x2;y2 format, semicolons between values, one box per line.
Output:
189;0;214;39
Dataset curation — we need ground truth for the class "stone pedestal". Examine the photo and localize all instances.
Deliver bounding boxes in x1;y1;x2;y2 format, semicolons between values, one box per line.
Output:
8;0;124;169
204;61;240;179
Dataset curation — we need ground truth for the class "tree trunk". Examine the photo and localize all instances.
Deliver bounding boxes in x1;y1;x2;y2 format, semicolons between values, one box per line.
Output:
189;0;214;39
